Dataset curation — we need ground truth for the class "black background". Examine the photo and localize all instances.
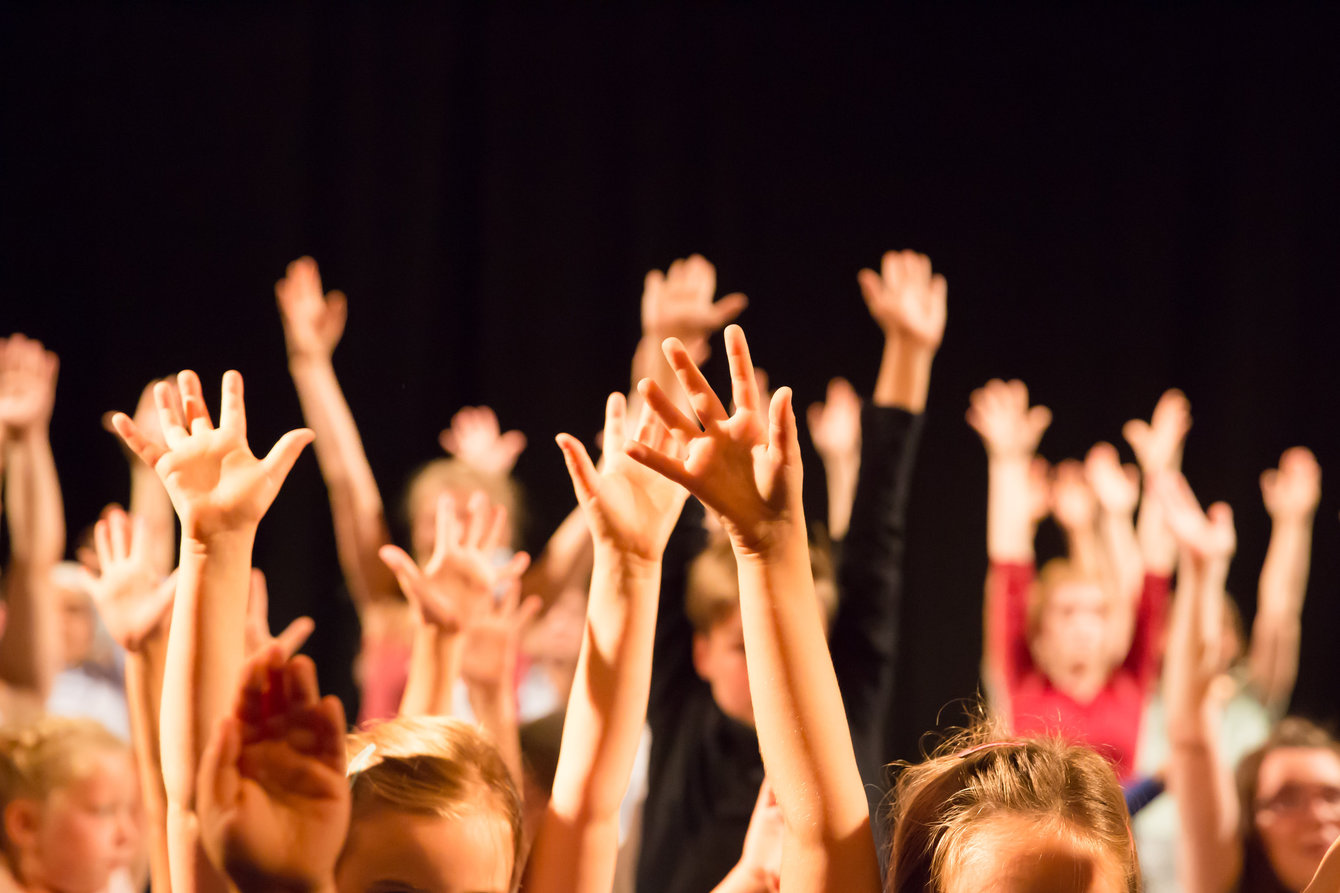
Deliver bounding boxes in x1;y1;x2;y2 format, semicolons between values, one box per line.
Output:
3;4;1339;762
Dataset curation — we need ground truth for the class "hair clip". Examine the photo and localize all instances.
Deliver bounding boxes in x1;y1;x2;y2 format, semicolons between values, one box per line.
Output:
347;742;377;778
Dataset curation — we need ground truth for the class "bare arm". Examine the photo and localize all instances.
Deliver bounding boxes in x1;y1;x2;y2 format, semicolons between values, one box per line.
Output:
1125;389;1191;578
1085;442;1145;662
276;257;400;610
1159;474;1242;893
1249;447;1320;716
857;249;947;414
627;329;880;893
0;335;63;699
1050;459;1102;577
525;393;688;893
110;370;313;893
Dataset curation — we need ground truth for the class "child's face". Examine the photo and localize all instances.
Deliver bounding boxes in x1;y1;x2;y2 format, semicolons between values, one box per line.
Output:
693;608;754;727
941;813;1128;893
1254;746;1340;891
336;804;515;893
1031;581;1111;699
24;750;138;893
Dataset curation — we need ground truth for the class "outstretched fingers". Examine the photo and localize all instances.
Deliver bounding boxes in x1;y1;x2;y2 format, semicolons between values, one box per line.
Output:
260;427;315;486
556;433;600;506
662;336;729;428
637;378;701;441
768;387;800;465
724;324;762;416
219;370;246;434
177;370;214;435
110;412;167;469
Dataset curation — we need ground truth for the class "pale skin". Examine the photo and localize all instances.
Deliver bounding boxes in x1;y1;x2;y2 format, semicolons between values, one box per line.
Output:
1123;389;1190;577
856;249;947;414
807;376;861;540
712;780;784;893
110;369;313;893
629;326;881;893
1158;472;1242;893
524;392;688;893
0;334;63;704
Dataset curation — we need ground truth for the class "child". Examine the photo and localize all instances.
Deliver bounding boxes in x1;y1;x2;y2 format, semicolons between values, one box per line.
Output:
0;716;139;893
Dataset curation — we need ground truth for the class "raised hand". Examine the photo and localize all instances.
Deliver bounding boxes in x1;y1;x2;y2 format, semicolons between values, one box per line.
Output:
80;505;175;652
379;491;530;632
642;254;748;360
244;568;315;660
1123;389;1191;474
1155;473;1236;562
1085;442;1140;516
459;581;543;693
966;379;1051;460
109;371;314;540
1049;459;1097;533
556;392;690;561
806;377;861;468
103;377;177;464
1261;446;1321;521
275;256;348;361
856;250;947;350
626;325;801;556
438;405;527;478
197;645;349;893
0;334;58;435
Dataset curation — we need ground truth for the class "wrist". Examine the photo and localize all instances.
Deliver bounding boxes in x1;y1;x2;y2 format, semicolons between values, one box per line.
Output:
592;546;662;578
181;527;257;560
287;351;333;372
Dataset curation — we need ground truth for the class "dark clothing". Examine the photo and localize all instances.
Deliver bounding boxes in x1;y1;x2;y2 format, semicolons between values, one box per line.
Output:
636;405;923;893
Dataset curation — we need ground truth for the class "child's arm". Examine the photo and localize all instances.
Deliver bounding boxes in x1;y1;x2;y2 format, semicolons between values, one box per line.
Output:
966;379;1051;701
276;257;400;611
1084;442;1144;659
197;645;348;893
83;506;177;893
110;370;313;893
628;327;880;893
525;392;689;893
1050;459;1102;578
1249;446;1319;716
857;248;947;414
0;335;63;701
1158;473;1242;893
1123;389;1191;578
712;780;784;893
379;492;530;721
806;377;862;540
103;379;179;577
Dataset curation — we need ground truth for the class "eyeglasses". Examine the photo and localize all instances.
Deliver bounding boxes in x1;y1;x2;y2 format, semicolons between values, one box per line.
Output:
1256;784;1340;817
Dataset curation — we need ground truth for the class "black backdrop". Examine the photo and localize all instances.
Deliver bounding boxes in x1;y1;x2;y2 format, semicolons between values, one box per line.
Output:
3;5;1339;763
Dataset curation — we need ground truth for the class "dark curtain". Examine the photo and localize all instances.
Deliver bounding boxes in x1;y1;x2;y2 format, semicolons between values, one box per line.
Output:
3;4;1338;759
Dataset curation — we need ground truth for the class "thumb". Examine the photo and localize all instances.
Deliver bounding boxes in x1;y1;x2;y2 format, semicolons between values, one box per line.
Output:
261;428;315;484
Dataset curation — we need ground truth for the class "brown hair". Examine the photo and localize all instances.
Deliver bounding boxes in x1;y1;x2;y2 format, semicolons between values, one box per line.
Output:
346;716;523;886
685;530;837;634
0;716;128;852
403;458;525;551
886;722;1138;893
1235;717;1340;893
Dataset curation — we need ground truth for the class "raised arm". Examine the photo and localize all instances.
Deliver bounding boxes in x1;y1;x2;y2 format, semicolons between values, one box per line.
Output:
1124;389;1191;578
857;248;947;413
628;327;880;893
104;379;179;578
1159;473;1242;893
379;492;530;721
0;334;63;701
967;379;1051;696
276;257;399;609
806;377;861;540
110;370;312;893
525;393;688;893
1085;442;1145;660
83;506;177;893
1249;446;1320;716
1050;459;1102;578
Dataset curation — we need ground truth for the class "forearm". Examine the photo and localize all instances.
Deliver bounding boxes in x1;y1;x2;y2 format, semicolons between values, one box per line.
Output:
986;456;1036;562
0;563;59;698
160;532;255;809
736;534;870;848
872;335;933;413
399;626;460;717
287;357;396;605
4;429;65;566
1097;509;1142;595
465;681;522;792
523;505;595;611
130;464;177;578
1136;484;1177;576
820;457;859;541
527;550;660;893
128;645;172;893
1062;521;1103;579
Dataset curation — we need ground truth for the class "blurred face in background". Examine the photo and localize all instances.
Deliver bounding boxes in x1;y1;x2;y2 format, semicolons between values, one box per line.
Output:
1254;746;1340;890
1031;580;1111;702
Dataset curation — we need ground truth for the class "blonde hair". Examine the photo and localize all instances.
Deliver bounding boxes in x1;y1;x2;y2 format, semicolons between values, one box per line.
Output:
886;722;1138;893
346;716;522;882
0;716;128;851
1029;558;1109;637
685;531;838;633
403;459;523;549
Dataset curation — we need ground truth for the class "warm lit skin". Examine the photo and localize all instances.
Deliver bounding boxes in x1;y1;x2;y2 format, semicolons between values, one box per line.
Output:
693;607;755;728
1029;581;1115;704
1254;747;1340;891
10;750;139;893
941;813;1129;893
335;806;515;893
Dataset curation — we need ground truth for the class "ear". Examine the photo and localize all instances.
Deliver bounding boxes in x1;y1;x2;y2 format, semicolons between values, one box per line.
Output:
4;797;42;849
692;630;713;682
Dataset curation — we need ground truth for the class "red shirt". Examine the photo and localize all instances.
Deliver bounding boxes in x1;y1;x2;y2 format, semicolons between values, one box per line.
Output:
989;562;1170;780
